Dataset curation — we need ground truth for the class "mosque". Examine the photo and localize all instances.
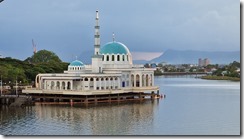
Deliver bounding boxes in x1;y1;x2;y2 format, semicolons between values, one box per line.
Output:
23;11;160;102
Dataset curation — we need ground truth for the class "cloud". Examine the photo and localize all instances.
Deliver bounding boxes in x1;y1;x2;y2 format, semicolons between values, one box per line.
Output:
131;52;163;61
0;0;240;61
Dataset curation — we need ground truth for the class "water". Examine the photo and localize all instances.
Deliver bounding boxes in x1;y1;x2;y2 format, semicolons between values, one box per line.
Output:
0;75;240;135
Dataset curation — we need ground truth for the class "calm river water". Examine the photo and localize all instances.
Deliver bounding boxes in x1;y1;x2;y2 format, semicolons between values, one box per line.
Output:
0;75;240;135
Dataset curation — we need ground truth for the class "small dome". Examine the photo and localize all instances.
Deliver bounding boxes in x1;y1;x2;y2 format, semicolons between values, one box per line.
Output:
69;60;85;67
100;41;130;54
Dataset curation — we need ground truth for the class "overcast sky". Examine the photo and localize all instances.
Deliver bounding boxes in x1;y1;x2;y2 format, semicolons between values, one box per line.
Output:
0;0;240;62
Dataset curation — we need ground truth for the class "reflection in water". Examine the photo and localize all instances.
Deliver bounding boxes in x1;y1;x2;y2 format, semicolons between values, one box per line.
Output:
1;100;159;135
0;76;240;135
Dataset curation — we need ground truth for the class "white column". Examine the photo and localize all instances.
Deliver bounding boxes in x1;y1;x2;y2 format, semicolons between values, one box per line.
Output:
104;78;107;89
118;77;121;89
128;74;131;87
149;75;151;86
107;77;111;89
94;78;97;90
99;78;102;90
71;80;73;90
139;74;142;87
60;81;62;90
152;74;154;86
65;81;67;90
43;80;46;89
88;78;90;90
143;75;146;86
109;78;111;89
113;77;115;89
40;78;43;89
134;75;136;87
81;78;84;90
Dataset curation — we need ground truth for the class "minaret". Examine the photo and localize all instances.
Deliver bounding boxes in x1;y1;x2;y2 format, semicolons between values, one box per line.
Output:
92;10;103;73
94;10;100;55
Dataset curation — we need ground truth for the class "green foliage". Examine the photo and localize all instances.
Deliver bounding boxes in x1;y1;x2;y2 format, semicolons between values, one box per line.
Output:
201;75;240;81
154;69;163;75
0;50;69;85
211;61;240;78
144;63;150;68
25;49;62;64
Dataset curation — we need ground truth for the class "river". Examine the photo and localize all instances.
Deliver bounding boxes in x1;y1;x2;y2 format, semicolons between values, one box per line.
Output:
0;75;240;135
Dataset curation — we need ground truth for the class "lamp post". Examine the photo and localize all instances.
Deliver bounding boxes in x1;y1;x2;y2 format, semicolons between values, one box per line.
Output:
0;75;2;96
16;76;18;97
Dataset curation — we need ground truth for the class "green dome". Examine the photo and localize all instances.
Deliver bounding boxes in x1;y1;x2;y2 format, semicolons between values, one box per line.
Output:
69;60;85;67
100;41;130;54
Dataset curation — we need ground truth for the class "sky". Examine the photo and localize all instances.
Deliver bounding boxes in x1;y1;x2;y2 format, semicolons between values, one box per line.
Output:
0;0;240;62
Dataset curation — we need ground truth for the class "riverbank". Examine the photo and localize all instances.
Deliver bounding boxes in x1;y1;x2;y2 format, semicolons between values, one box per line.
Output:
201;75;240;81
154;72;206;76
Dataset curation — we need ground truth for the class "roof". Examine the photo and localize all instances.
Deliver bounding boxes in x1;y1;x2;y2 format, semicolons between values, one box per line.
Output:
69;60;85;67
100;41;130;54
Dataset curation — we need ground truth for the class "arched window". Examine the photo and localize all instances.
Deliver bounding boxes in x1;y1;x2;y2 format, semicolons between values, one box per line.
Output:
112;55;115;61
67;82;71;90
57;81;60;90
127;55;129;61
51;81;55;90
122;55;125;61
117;55;120;61
62;82;65;90
107;55;109;61
131;74;134;87
136;74;140;87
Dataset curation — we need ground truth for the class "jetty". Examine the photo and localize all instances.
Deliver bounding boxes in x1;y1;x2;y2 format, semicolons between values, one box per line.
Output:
0;95;33;107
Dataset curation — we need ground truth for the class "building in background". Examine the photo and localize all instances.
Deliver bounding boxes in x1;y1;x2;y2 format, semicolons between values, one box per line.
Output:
198;58;210;67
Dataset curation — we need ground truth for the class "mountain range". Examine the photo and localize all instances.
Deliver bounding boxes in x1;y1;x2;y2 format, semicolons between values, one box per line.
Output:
148;49;240;64
78;49;240;65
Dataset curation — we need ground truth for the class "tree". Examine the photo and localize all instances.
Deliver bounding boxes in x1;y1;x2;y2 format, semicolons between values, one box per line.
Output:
144;63;150;68
25;50;62;64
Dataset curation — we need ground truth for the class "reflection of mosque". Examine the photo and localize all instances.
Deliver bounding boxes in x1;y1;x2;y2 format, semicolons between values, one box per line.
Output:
33;101;159;135
23;11;160;103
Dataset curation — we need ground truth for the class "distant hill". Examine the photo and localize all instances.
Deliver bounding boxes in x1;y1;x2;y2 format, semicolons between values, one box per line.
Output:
150;49;240;64
133;60;149;64
79;49;240;65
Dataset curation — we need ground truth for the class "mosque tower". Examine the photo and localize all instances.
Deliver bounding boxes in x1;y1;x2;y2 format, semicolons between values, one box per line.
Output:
94;10;100;55
92;10;103;73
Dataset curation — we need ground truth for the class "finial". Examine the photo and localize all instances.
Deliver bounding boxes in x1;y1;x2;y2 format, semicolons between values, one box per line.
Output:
113;32;115;42
96;10;99;19
75;56;78;60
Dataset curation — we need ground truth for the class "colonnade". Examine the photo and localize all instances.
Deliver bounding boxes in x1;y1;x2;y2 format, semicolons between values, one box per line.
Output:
43;76;121;91
37;73;154;92
131;74;153;87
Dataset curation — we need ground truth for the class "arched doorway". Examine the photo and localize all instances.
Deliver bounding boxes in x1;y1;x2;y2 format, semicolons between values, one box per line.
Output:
136;74;140;87
131;74;134;87
56;81;60;90
67;82;71;90
51;81;55;90
146;75;149;86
